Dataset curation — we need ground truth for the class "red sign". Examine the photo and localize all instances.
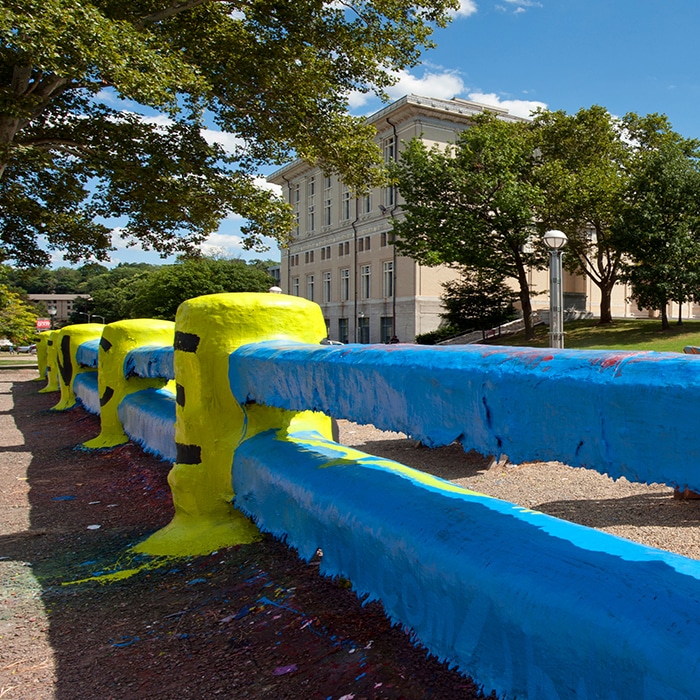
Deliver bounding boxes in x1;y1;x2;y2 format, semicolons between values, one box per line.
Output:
36;318;51;330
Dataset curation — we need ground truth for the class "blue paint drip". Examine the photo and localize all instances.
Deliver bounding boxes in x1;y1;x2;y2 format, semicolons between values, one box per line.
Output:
76;339;99;368
118;387;176;462
232;429;700;700
73;371;100;415
230;341;700;492
124;345;175;380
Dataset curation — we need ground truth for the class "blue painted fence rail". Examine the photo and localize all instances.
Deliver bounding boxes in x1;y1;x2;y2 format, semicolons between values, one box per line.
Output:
230;341;700;492
233;429;700;700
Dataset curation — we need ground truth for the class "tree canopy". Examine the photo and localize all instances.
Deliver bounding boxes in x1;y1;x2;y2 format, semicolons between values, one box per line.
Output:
613;114;700;329
390;115;545;339
0;0;456;266
125;256;275;319
0;284;37;342
532;106;630;323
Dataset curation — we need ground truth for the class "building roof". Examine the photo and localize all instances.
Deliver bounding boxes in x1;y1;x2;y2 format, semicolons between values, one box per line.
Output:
268;93;527;184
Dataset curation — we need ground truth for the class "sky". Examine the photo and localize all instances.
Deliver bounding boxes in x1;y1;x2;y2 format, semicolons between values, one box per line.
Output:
55;0;700;268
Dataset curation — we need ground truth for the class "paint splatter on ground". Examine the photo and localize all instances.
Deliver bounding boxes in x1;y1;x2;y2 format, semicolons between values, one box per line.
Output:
0;372;491;699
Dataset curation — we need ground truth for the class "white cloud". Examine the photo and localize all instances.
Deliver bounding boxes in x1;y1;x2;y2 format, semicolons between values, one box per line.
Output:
496;0;543;12
202;128;245;154
467;91;547;118
349;68;466;110
253;176;282;196
386;69;466;102
452;0;478;18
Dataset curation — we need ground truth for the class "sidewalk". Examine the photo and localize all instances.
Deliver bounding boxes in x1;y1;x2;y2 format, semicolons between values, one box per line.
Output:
0;370;486;700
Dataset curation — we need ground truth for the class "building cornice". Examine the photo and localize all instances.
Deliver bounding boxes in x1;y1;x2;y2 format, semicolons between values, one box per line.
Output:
268;94;528;185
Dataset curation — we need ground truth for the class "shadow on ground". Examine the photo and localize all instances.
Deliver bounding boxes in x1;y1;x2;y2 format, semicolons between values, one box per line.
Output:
1;376;490;700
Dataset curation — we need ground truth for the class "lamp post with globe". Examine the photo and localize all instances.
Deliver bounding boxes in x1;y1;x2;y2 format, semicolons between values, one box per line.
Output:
543;229;568;349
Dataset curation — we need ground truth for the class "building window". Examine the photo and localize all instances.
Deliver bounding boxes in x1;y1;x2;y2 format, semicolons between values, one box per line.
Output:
341;189;351;221
324;175;332;190
338;318;349;344
294;211;300;236
306;274;315;301
360;264;371;300
358;316;370;344
363;194;372;214
305;250;316;264
383;136;396;163
383;260;394;298
385;184;396;208
323;271;332;302
358;238;363;252
308;206;315;232
344;241;350;256
340;268;350;301
292;277;300;296
294;183;300;203
307;176;316;197
381;316;394;343
324;198;332;226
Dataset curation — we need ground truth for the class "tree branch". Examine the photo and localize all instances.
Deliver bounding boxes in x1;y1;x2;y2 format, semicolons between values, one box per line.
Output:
136;0;214;28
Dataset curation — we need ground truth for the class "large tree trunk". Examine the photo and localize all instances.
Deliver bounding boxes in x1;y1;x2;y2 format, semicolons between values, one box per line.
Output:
661;304;670;330
514;259;535;340
598;283;614;324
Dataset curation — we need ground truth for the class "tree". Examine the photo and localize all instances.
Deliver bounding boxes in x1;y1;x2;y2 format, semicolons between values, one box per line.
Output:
126;256;275;319
532;106;629;324
0;0;456;266
0;284;37;343
613;114;700;330
441;268;516;331
391;115;546;340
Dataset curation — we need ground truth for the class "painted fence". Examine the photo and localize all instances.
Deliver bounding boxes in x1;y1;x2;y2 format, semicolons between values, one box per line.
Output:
37;293;700;700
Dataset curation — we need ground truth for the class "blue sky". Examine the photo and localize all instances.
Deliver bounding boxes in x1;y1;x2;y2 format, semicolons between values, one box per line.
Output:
56;0;700;268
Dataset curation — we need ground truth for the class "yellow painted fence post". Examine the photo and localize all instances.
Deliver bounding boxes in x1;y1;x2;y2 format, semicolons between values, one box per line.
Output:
83;319;175;450
136;292;332;557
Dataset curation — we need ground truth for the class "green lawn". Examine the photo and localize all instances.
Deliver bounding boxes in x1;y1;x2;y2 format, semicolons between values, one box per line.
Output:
494;318;700;353
0;354;38;368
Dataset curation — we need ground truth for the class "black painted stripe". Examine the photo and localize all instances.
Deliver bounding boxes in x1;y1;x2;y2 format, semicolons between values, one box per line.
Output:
58;335;73;386
176;383;185;407
174;331;200;353
47;340;53;346
176;442;202;464
100;336;113;352
100;386;115;407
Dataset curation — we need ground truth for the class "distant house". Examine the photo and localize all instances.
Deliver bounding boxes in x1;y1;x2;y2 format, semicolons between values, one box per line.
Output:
27;294;90;327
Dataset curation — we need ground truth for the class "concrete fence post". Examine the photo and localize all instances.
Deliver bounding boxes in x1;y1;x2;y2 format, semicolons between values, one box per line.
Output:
82;319;176;450
51;324;105;411
136;292;332;557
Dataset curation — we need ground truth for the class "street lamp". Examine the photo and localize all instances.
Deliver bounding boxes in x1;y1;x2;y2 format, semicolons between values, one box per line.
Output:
543;229;568;349
48;306;57;329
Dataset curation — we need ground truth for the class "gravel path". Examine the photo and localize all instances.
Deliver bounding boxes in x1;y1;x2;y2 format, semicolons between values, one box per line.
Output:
337;420;700;561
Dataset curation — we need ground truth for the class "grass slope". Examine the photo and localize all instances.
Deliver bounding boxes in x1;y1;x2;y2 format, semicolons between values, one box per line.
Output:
495;319;700;353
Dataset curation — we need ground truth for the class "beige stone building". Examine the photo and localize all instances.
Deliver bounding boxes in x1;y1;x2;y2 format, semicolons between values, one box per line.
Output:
269;94;696;344
269;95;530;344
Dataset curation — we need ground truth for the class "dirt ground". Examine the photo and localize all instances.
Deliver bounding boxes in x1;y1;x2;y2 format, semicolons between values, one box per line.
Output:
4;367;700;699
0;371;492;700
